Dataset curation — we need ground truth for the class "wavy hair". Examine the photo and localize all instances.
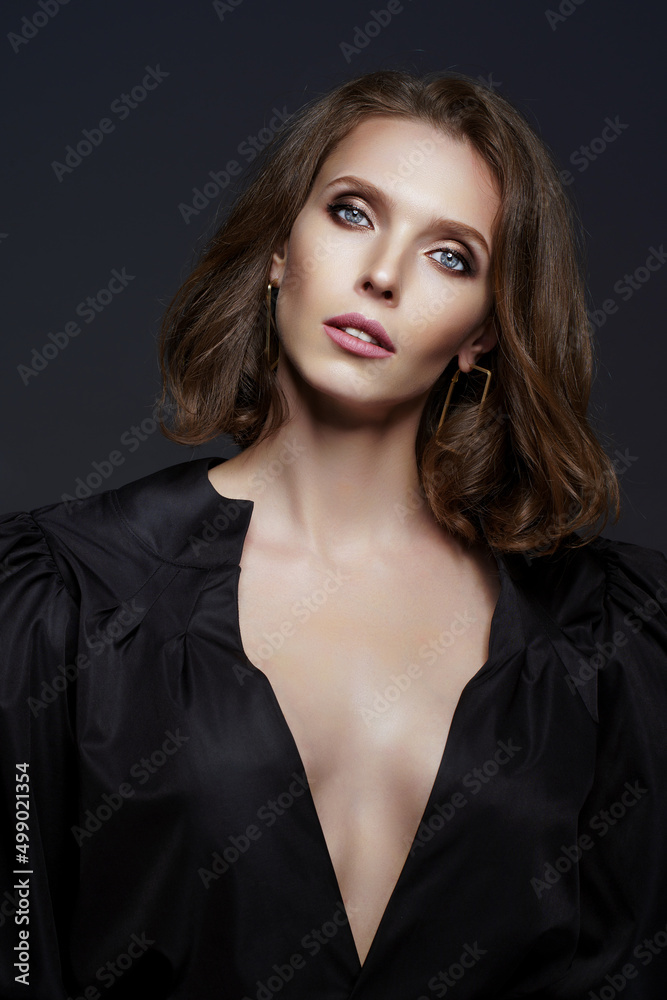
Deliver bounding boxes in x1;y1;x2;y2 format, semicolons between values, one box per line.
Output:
157;69;620;555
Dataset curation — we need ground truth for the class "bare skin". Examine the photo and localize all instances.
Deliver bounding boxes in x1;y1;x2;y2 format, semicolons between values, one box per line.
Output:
208;115;503;966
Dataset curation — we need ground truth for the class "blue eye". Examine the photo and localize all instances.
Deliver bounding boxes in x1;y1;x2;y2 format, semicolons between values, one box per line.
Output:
428;248;472;275
327;201;473;275
327;201;372;227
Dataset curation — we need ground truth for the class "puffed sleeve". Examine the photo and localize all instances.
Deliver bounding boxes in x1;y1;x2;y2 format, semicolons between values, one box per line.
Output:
549;536;667;999
0;511;80;999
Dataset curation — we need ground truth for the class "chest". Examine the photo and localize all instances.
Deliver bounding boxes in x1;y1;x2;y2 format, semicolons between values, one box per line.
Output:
238;549;499;740
234;540;501;962
236;541;500;824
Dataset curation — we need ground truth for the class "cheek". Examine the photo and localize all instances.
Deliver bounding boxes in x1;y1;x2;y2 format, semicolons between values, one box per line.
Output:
400;285;489;358
278;216;335;299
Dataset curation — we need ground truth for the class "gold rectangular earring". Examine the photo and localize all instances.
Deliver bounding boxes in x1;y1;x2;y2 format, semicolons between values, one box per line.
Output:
435;365;492;440
265;282;280;371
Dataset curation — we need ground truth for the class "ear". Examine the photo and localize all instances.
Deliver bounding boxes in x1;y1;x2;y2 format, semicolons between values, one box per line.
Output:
270;239;289;285
458;310;498;373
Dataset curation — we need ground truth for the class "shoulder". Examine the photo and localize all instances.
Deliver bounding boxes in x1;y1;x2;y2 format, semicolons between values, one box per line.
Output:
503;532;667;633
583;535;667;699
563;534;667;668
587;534;667;607
0;456;252;597
507;533;667;723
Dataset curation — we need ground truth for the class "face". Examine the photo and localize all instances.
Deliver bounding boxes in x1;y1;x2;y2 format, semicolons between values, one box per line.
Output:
270;115;501;415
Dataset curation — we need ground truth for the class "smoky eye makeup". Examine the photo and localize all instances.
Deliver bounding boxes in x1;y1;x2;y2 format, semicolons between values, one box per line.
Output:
324;192;478;276
320;172;492;267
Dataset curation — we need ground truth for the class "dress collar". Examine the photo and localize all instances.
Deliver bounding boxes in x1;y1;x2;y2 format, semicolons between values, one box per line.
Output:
113;455;254;569
111;454;607;637
111;455;608;720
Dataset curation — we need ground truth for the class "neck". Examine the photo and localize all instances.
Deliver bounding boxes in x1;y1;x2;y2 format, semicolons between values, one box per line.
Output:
224;359;454;561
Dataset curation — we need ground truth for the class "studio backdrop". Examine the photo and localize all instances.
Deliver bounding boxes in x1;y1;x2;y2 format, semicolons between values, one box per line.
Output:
1;0;665;552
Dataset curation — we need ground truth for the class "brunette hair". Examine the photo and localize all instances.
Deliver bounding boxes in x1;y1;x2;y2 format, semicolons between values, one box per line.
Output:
157;69;620;555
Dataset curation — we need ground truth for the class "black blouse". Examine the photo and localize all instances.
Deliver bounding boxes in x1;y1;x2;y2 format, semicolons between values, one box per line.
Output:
1;455;667;999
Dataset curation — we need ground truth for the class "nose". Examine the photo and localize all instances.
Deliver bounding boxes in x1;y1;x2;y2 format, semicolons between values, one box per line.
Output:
357;238;403;303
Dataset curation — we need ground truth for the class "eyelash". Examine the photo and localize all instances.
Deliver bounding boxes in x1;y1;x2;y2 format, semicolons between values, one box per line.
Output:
326;200;474;276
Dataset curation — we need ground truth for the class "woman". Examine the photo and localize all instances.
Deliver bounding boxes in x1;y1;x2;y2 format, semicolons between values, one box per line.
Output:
1;70;666;999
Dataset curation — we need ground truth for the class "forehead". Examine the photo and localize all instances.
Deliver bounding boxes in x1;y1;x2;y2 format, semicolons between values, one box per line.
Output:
313;115;501;241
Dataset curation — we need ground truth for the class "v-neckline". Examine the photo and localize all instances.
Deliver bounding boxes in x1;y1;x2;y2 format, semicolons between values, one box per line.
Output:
204;458;511;976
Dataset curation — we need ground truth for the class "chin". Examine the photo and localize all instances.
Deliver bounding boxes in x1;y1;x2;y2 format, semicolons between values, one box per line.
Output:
285;353;383;404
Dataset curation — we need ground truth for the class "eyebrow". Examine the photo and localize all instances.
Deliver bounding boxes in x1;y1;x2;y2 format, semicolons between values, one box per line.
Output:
322;174;491;256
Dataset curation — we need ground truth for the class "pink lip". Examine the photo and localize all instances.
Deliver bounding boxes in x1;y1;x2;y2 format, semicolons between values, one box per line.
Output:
323;312;395;354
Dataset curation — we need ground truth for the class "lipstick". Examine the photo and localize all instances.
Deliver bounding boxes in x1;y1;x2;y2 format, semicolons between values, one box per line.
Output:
323;312;395;359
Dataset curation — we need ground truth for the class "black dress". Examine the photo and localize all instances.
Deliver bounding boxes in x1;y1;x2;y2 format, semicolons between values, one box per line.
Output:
1;455;667;999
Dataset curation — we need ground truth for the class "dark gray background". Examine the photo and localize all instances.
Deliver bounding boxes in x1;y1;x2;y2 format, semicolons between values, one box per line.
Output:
1;0;665;551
